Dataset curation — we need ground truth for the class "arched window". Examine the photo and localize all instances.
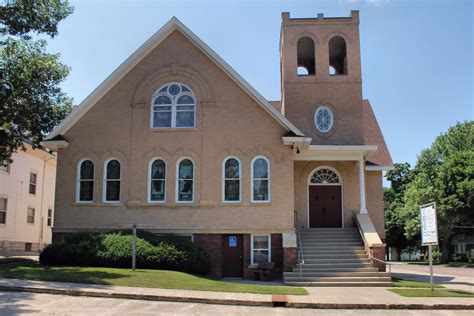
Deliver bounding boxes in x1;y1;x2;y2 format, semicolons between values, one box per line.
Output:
310;168;341;185
77;159;94;202
297;37;316;76
148;158;166;202
104;159;121;202
151;83;196;128
328;36;347;75
176;158;194;203
223;157;241;203
251;156;270;202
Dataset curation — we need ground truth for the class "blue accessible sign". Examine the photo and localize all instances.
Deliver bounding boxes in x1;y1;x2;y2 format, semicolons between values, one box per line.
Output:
229;236;237;248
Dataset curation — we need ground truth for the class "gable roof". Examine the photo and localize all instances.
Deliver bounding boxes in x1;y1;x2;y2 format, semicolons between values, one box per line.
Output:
46;17;304;140
362;99;393;167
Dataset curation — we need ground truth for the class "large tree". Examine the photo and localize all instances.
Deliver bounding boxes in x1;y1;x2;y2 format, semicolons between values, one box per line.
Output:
0;0;74;163
401;121;474;262
384;163;417;260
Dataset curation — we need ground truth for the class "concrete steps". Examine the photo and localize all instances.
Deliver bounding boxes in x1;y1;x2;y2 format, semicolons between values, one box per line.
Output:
284;228;392;287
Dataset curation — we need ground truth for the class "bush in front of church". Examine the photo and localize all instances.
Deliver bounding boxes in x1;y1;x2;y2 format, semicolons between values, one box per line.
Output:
39;232;210;275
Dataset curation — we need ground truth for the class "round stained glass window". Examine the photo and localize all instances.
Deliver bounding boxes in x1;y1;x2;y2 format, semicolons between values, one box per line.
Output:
314;106;334;133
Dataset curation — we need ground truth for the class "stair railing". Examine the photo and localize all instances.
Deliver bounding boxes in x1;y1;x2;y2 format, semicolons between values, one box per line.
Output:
352;212;392;278
294;210;304;281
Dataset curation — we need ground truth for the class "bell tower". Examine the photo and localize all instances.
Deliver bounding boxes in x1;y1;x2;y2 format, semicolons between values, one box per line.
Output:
280;11;365;145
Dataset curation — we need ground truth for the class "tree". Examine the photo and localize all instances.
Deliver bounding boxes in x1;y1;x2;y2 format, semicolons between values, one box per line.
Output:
401;121;474;262
0;0;74;163
384;163;417;260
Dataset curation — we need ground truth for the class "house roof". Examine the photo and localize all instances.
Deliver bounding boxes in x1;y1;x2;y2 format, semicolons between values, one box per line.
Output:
362;100;393;168
46;17;304;140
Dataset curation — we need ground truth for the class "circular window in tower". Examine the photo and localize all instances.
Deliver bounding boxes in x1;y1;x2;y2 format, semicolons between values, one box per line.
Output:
314;106;334;133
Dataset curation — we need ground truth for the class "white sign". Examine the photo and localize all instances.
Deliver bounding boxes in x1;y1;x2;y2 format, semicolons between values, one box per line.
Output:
420;203;438;245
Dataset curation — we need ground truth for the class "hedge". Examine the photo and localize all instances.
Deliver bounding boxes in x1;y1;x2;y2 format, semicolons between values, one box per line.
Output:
40;232;210;275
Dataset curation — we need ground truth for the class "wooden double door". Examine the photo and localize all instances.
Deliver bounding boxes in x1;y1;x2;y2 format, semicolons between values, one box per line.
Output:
309;185;342;228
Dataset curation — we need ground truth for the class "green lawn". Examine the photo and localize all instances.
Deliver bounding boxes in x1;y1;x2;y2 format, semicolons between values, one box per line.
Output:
389;288;474;297
445;262;474;268
392;277;444;288
0;262;307;295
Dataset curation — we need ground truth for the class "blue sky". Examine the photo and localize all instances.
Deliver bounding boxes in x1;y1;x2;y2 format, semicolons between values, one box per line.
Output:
47;0;473;184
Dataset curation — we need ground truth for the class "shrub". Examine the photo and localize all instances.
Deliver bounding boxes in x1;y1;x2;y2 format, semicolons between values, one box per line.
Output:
432;252;442;261
40;231;210;275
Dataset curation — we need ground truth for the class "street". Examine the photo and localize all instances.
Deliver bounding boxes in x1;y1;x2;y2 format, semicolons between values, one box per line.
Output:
0;291;471;316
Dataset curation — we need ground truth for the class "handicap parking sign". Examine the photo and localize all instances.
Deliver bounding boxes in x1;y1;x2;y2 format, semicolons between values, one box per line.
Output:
229;236;237;247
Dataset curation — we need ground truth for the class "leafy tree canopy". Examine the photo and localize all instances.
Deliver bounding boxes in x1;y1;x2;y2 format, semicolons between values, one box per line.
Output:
401;121;474;261
0;0;74;163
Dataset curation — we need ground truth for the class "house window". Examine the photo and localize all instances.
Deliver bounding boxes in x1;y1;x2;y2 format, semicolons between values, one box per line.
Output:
104;159;121;202
0;161;10;173
27;207;35;224
454;244;466;254
251;235;271;265
0;198;6;224
176;158;194;203
314;106;334;133
251;156;270;202
47;209;53;227
149;158;166;202
223;157;241;203
29;172;37;195
77;159;94;202
151;83;196;128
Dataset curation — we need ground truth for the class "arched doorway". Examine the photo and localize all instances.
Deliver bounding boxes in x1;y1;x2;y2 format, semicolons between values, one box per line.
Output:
308;167;343;228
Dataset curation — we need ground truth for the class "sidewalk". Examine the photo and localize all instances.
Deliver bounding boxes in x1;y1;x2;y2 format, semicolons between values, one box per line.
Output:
0;278;472;310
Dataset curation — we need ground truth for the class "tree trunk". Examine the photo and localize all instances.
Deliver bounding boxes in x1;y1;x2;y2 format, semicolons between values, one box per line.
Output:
441;232;454;263
396;248;402;261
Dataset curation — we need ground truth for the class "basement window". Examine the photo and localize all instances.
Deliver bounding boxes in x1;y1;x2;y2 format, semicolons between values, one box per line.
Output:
251;235;271;265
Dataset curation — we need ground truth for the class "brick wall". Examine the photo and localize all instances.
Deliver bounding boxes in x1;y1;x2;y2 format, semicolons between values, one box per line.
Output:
194;234;223;278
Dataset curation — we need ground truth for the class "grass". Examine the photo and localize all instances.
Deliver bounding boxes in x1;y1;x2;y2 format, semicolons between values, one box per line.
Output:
389;288;474;297
0;262;307;295
391;277;444;288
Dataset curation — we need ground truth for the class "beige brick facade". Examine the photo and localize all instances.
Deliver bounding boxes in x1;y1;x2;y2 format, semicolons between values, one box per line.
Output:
45;11;392;278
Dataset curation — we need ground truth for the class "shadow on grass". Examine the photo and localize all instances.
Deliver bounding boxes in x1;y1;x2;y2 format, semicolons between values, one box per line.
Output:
0;262;128;287
392;272;474;288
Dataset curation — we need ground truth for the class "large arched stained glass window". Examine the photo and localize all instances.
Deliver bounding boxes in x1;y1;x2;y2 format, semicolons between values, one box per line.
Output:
152;83;196;128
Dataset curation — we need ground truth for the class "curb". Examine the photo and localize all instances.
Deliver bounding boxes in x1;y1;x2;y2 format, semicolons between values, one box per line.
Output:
1;285;473;310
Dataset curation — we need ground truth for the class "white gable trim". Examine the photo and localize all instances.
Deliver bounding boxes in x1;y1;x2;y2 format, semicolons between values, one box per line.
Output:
46;17;303;140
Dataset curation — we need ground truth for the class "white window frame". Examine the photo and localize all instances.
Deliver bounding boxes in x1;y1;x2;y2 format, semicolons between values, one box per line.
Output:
29;171;37;195
222;156;241;203
454;243;466;254
26;207;35;224
314;105;334;133
175;157;194;204
76;158;94;203
251;234;271;265
147;157;167;203
251;156;271;203
103;158;122;203
0;197;7;225
150;82;196;129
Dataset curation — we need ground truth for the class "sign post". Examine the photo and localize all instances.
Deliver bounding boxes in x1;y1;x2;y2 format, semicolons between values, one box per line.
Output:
420;202;438;291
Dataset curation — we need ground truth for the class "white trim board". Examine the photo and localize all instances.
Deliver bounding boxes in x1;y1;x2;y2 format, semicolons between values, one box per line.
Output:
46;17;303;140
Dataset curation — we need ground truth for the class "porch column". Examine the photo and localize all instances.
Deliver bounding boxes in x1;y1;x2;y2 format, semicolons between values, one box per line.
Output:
358;159;367;214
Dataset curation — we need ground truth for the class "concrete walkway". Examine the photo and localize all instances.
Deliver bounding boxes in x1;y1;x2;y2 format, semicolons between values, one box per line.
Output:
0;278;472;310
391;263;473;292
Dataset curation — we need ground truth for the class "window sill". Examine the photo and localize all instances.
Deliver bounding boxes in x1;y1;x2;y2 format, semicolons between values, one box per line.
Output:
148;128;197;132
72;202;124;207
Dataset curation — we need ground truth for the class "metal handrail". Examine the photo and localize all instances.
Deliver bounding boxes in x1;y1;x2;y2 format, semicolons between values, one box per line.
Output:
294;211;304;281
352;212;392;277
